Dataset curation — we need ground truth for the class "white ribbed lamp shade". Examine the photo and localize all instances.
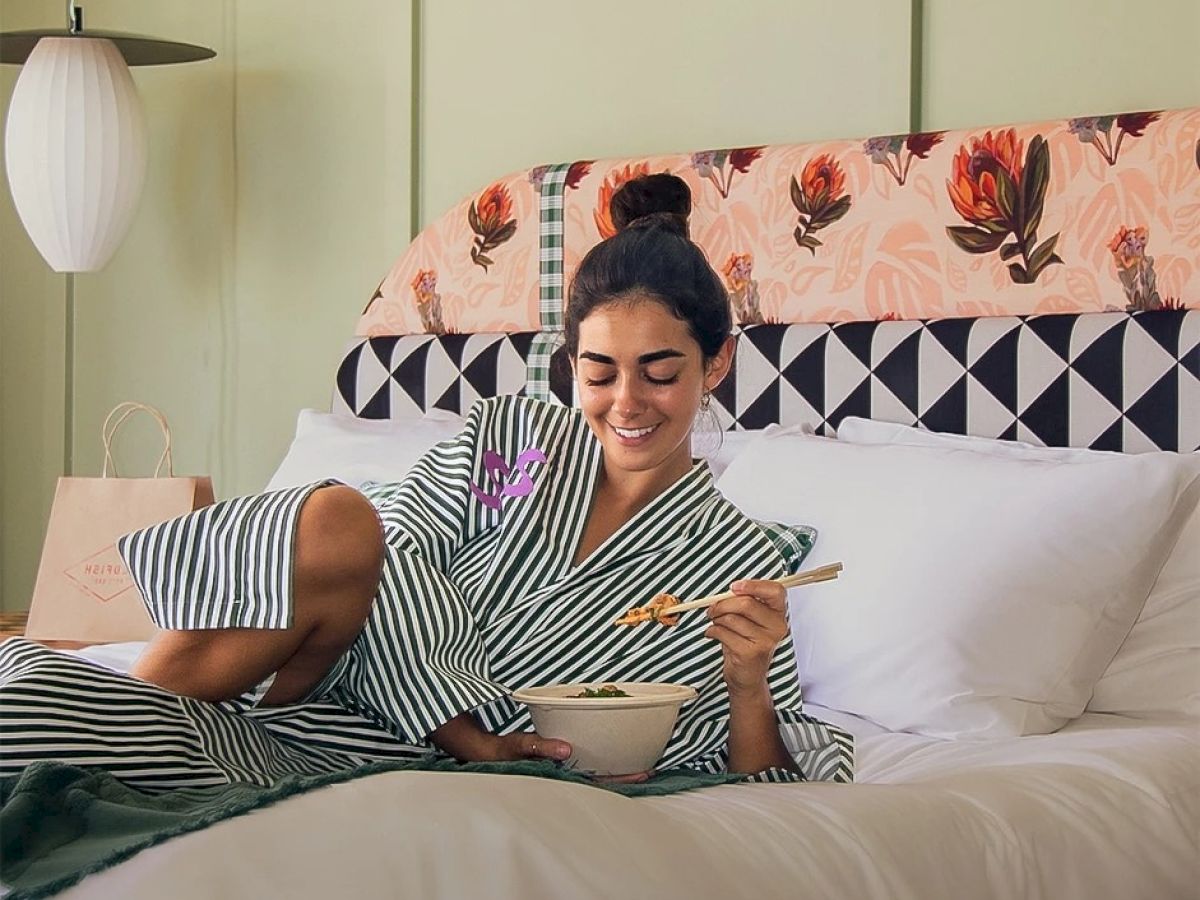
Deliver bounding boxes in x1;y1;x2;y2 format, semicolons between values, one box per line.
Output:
4;37;147;272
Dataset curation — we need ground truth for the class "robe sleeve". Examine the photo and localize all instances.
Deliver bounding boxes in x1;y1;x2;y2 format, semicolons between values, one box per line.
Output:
672;705;853;784
335;399;512;744
669;520;852;784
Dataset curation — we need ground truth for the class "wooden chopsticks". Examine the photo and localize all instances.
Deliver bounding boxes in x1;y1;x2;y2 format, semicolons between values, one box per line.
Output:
614;562;843;626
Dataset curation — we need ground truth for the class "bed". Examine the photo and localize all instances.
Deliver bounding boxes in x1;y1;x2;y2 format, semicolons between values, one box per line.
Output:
7;106;1200;899
42;707;1199;899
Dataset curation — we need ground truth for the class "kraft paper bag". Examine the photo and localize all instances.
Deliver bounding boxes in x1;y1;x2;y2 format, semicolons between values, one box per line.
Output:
25;403;216;643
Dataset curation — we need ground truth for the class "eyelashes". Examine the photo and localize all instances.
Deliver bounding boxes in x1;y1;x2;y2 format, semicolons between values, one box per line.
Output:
584;374;679;387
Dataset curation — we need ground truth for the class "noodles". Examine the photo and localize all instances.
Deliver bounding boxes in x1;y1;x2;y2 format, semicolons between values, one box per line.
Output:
614;593;681;627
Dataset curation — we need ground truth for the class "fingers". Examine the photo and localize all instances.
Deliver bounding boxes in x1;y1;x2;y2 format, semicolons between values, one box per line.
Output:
708;596;788;642
515;733;651;782
705;621;761;651
729;579;787;611
594;769;654;784
520;732;572;761
710;597;776;633
706;611;760;643
706;586;791;671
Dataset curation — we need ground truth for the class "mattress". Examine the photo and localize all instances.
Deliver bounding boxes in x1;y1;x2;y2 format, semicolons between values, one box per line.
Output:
57;645;1200;900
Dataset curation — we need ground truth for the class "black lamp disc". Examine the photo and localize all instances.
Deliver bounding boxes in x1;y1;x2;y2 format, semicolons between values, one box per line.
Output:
0;30;216;66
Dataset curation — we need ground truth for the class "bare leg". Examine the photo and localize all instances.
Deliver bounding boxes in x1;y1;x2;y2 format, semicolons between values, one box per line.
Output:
129;485;383;705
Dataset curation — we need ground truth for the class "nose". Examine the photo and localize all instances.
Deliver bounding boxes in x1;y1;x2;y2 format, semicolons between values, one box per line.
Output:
613;373;646;419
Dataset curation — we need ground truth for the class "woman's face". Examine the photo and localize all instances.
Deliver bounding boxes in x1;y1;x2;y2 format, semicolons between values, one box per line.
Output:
573;296;732;486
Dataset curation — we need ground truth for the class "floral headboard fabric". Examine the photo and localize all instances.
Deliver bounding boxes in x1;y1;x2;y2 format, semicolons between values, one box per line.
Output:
358;107;1199;338
338;108;1200;453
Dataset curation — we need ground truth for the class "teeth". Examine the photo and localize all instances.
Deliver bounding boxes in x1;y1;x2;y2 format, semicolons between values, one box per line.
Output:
613;424;657;438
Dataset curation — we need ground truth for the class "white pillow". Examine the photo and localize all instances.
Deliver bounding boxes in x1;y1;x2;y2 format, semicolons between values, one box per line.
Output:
265;408;466;491
716;430;1200;739
691;429;764;479
837;416;1200;720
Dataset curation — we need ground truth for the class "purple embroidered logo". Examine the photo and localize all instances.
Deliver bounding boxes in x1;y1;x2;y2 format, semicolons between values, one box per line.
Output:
469;447;547;510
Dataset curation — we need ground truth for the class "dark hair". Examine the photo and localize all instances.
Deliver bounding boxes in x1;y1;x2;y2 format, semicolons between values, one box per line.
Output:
565;173;731;361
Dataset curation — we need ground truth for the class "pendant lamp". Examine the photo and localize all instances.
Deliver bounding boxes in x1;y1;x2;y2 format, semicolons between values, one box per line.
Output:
0;3;215;272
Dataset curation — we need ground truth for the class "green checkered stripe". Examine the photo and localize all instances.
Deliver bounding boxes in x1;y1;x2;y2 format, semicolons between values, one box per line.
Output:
526;163;570;403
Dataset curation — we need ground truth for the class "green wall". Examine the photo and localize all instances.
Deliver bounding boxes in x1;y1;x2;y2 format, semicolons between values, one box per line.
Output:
420;0;913;223
923;0;1199;129
1;0;1197;610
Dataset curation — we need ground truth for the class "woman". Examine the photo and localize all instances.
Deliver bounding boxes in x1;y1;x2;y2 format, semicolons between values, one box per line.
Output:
0;175;852;789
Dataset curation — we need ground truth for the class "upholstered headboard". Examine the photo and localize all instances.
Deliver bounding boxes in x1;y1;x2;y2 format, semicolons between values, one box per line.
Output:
335;107;1200;452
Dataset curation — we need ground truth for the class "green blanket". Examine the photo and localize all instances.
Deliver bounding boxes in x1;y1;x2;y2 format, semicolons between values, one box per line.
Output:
0;760;744;899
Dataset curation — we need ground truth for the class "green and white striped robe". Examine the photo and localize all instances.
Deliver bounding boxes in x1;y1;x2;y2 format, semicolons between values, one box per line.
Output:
0;397;852;789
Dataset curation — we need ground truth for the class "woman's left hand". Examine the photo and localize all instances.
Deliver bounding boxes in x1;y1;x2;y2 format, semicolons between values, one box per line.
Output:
705;579;790;698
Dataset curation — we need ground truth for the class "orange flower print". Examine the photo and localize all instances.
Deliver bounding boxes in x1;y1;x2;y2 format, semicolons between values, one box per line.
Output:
722;252;763;325
594;162;651;239
468;183;518;272
789;154;851;254
476;184;512;231
1108;226;1162;311
946;129;1024;226
1069;111;1161;166
864;131;945;186
945;129;1061;285
1108;225;1148;271
411;269;446;334
691;147;763;198
799;154;846;209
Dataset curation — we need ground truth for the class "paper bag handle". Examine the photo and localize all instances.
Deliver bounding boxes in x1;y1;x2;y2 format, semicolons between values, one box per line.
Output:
101;402;174;478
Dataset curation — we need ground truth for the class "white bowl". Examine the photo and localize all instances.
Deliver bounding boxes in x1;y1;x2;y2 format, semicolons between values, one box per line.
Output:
510;682;698;776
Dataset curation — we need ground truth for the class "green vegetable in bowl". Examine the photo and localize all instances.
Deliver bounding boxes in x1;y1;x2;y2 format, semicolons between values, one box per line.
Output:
573;684;630;698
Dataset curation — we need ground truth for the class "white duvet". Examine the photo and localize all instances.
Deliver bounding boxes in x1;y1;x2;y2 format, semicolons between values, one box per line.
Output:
54;648;1199;900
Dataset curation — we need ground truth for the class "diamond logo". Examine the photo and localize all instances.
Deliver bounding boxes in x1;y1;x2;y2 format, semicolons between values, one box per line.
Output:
62;544;134;603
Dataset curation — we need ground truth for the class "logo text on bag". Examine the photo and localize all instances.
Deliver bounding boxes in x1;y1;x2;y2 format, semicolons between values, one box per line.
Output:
62;544;134;603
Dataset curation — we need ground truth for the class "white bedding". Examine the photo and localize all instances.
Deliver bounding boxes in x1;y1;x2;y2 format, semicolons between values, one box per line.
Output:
57;640;1200;900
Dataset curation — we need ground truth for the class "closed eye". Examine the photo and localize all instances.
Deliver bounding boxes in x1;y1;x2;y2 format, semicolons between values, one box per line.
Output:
585;372;680;387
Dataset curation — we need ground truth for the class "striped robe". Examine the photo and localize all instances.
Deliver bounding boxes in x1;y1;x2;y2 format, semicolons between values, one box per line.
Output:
0;397;853;790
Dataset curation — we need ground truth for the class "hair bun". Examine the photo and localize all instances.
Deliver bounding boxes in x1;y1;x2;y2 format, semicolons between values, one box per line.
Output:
610;173;691;237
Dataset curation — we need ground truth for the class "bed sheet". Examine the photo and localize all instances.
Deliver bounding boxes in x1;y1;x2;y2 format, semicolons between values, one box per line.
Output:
52;643;1199;900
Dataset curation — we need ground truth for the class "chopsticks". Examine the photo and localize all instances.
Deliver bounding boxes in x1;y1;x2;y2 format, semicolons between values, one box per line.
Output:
666;562;843;615
614;562;843;626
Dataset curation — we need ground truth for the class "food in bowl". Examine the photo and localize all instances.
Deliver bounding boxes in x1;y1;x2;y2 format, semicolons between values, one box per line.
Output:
510;682;698;776
572;684;631;698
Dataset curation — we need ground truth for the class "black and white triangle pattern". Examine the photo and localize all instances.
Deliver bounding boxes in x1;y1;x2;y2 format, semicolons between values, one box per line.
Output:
333;332;573;418
334;311;1198;452
727;310;1198;452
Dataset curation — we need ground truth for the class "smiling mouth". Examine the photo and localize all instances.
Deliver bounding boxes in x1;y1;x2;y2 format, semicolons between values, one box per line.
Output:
610;423;659;439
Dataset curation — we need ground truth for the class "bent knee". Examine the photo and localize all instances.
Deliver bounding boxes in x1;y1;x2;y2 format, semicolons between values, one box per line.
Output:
295;486;384;594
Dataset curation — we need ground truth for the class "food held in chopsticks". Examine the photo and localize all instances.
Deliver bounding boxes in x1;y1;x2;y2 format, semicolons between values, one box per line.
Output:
613;593;682;627
613;562;844;627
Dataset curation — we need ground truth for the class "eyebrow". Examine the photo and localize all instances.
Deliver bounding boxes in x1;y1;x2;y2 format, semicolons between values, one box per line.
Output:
578;349;686;365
